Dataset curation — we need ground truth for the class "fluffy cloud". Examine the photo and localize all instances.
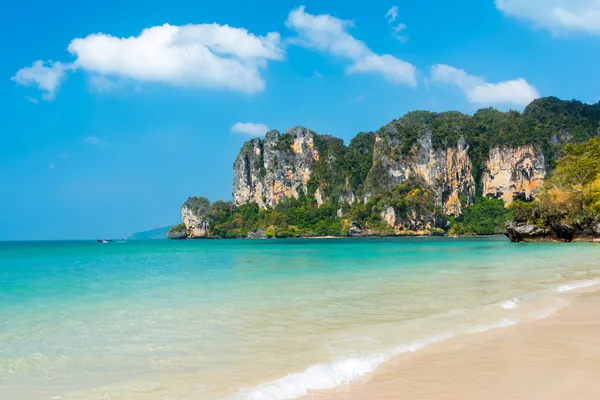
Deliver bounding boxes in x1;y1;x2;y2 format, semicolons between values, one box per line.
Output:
286;6;417;86
386;6;399;22
430;64;540;106
231;122;270;136
13;23;283;99
495;0;600;35
11;61;69;99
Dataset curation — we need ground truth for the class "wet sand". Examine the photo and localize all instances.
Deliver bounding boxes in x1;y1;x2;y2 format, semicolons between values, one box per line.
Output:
307;290;600;400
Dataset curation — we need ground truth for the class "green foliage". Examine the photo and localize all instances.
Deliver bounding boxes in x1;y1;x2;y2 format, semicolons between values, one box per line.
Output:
184;197;211;216
346;132;376;195
523;97;600;143
373;98;600;195
551;137;600;191
169;223;187;234
450;197;512;235
347;179;446;233
180;97;600;239
310;135;347;199
274;131;295;152
509;136;600;229
181;181;444;238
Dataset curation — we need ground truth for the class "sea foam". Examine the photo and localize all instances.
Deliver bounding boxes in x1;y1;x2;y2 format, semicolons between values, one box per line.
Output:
226;325;554;400
500;298;521;310
465;318;518;334
225;333;455;400
556;278;600;293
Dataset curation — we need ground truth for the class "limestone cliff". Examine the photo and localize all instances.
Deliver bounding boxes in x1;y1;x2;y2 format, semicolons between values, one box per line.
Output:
482;145;546;206
169;197;212;239
171;97;600;238
233;126;320;208
380;205;445;235
232;126;548;227
365;129;475;216
181;204;209;238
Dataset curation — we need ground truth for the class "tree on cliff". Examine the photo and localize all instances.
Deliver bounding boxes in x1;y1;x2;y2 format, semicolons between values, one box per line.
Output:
511;136;600;228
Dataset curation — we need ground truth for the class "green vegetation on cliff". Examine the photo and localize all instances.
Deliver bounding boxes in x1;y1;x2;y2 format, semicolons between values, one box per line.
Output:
449;198;512;235
377;98;600;194
307;131;376;200
510;136;600;230
172;97;600;239
184;195;344;238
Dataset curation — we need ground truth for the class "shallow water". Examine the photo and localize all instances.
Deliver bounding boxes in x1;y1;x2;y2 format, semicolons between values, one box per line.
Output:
2;238;600;400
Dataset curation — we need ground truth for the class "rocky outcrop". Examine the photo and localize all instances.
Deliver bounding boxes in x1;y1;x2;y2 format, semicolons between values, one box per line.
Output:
505;221;600;242
181;204;209;238
505;222;553;242
233;127;320;209
232;125;549;235
348;221;376;237
482;145;546;206
166;224;188;240
380;205;445;235
366;130;476;216
247;229;268;239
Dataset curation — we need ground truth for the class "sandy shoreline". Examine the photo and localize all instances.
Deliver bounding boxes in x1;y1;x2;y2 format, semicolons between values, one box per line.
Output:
305;290;600;400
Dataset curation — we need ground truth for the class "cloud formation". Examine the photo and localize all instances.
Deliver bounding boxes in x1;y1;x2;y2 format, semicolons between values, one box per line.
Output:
13;23;284;99
231;122;270;136
385;5;408;42
495;0;600;35
386;6;399;23
12;61;69;100
286;6;417;86
430;64;540;106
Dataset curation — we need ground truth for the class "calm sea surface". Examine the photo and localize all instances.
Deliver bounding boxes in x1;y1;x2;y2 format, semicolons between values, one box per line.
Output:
2;238;600;400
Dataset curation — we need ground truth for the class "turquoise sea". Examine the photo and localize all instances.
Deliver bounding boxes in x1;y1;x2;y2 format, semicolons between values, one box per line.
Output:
2;238;600;400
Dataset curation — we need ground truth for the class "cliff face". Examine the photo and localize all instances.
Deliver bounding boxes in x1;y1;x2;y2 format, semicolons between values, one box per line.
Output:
232;129;548;222
482;145;546;206
365;130;476;216
170;97;600;239
233;127;320;209
505;221;600;243
380;205;444;235
181;204;209;238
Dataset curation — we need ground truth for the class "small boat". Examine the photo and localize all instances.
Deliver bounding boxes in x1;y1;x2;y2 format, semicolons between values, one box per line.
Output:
97;239;113;243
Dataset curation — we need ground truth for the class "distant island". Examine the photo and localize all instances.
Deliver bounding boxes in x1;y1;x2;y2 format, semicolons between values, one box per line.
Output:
129;226;172;240
168;97;600;242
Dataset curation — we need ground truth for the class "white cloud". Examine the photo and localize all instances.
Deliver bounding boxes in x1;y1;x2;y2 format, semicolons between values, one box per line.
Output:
386;6;399;22
430;64;540;106
84;136;100;144
286;6;417;86
391;23;409;43
385;6;408;43
13;23;284;99
231;122;270;136
12;61;69;100
495;0;600;35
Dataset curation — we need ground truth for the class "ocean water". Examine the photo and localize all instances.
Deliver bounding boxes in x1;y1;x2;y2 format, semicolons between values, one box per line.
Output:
2;237;600;400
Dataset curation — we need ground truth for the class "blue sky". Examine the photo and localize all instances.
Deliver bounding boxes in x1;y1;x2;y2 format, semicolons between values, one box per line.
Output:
1;0;600;240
